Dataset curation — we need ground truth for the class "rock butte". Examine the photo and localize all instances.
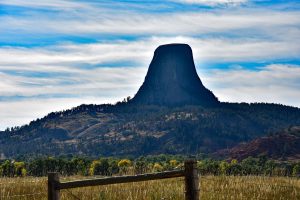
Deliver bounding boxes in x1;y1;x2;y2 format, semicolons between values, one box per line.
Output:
132;43;219;107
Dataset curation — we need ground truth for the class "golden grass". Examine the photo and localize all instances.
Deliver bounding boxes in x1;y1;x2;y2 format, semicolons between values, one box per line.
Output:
0;176;299;200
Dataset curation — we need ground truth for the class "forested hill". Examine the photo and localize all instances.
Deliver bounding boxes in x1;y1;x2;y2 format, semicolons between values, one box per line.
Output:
1;102;300;159
216;126;300;161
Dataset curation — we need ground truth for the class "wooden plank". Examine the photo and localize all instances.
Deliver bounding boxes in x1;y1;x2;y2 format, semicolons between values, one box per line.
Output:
48;172;60;200
58;170;185;189
184;160;199;200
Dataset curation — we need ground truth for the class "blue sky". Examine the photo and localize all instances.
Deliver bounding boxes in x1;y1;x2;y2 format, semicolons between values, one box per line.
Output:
0;0;300;130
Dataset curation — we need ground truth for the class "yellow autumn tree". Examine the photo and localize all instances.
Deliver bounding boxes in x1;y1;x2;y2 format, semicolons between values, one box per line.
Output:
153;163;163;172
118;159;132;174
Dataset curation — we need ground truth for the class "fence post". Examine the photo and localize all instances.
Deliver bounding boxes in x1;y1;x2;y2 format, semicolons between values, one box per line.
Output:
48;172;60;200
184;160;199;200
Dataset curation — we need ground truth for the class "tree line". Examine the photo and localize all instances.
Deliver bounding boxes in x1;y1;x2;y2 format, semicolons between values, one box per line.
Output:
0;155;299;177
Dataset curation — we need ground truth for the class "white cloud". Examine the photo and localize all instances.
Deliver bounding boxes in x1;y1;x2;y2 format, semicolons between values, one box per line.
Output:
0;36;299;113
0;66;147;130
1;6;300;38
200;64;300;107
1;1;300;130
1;36;299;106
173;0;247;6
0;0;93;10
1;63;299;130
0;66;147;98
0;97;118;130
0;36;299;67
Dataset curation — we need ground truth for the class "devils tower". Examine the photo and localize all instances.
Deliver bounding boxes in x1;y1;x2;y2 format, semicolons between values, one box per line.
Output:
132;43;219;106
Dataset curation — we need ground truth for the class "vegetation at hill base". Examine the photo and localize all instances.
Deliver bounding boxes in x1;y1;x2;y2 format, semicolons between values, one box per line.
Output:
0;154;300;178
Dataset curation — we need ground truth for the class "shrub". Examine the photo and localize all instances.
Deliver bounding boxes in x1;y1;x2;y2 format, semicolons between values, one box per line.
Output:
153;163;163;172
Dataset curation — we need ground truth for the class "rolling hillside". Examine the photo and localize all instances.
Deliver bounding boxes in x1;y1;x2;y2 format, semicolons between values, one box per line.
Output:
1;102;300;158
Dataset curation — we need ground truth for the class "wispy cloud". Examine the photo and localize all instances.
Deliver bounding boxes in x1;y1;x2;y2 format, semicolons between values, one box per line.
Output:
0;66;146;99
0;35;299;104
0;0;93;10
172;0;247;6
0;97;117;130
1;63;299;130
0;0;300;129
2;8;299;37
201;64;300;106
0;65;147;130
1;36;299;68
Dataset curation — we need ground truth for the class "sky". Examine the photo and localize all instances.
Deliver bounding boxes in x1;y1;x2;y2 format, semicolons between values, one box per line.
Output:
0;0;300;130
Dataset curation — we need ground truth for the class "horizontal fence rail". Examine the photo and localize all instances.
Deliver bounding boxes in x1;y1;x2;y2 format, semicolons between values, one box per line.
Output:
59;170;184;189
48;160;199;200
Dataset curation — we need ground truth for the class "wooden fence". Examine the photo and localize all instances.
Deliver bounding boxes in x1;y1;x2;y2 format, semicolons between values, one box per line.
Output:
48;160;199;200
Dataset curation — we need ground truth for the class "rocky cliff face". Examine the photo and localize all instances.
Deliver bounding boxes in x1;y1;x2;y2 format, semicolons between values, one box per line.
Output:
132;43;219;106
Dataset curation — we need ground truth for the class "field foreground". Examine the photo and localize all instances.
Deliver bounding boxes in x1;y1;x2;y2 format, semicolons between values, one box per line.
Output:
0;175;299;199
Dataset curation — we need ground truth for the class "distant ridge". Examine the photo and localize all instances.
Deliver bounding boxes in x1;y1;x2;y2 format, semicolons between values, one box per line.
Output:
131;43;219;106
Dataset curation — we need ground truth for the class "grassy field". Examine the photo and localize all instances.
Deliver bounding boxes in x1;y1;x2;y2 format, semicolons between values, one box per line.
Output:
0;175;299;200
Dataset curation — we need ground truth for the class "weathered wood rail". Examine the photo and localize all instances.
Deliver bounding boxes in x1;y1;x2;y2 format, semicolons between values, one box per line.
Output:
48;160;199;200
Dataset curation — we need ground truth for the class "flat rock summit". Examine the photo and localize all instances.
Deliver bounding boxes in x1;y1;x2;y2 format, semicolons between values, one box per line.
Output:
132;43;219;106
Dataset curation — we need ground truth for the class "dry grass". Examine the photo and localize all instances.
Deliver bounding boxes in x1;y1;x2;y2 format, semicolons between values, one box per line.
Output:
0;175;299;200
